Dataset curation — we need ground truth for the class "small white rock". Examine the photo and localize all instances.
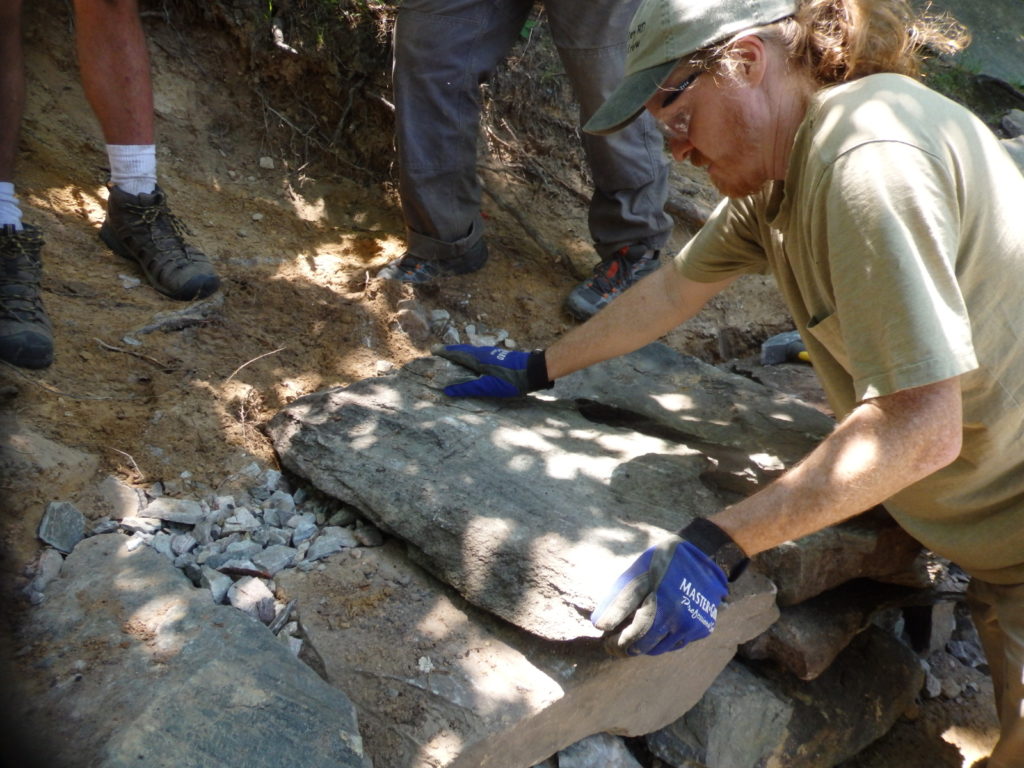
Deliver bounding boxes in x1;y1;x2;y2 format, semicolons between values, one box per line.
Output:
31;549;65;593
118;274;142;290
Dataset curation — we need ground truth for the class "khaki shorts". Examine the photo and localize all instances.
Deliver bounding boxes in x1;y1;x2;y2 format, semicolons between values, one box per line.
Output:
967;578;1024;768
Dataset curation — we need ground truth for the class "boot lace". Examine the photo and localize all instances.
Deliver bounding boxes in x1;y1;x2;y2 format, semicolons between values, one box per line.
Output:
0;226;47;321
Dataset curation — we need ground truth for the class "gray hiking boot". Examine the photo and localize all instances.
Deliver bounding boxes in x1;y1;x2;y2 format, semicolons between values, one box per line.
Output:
100;185;220;300
377;239;489;284
0;224;53;369
565;244;661;320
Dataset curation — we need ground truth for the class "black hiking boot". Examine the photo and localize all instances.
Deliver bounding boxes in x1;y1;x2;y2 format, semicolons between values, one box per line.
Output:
0;224;53;369
564;244;661;320
100;185;220;300
377;239;489;284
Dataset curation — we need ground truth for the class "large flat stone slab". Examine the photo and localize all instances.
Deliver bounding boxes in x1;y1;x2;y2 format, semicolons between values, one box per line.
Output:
277;542;779;768
268;345;825;641
555;342;834;472
11;534;371;768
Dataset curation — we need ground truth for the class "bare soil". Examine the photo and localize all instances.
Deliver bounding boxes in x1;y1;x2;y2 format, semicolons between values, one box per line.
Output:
0;2;1000;766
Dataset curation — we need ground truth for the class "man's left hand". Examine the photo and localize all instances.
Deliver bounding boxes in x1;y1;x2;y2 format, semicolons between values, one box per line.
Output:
433;344;552;397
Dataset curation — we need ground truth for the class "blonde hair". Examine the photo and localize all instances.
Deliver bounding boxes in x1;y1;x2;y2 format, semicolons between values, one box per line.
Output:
712;0;970;85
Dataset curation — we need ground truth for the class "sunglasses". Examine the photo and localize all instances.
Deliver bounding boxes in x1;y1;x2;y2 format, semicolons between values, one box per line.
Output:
660;70;703;108
655;70;704;140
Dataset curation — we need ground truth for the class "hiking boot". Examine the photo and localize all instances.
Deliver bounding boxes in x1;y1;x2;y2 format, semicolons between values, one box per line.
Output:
565;244;661;320
0;224;53;369
377;239;488;284
100;185;220;301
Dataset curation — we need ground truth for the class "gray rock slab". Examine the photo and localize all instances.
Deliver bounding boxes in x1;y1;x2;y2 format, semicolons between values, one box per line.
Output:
753;506;925;606
554;343;834;475
646;661;793;768
201;565;233;604
306;526;358;562
648;626;924;767
97;475;145;518
276;542;778;768
30;548;65;593
141;496;205;525
557;733;643;768
740;579;924;680
265;489;296;516
228;575;276;623
268;347;800;641
118;515;162;534
11;534;371;768
252;543;300;575
1004;108;1024;137
37;500;86;554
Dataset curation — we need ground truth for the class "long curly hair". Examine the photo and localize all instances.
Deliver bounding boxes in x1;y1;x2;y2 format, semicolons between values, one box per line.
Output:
712;0;970;85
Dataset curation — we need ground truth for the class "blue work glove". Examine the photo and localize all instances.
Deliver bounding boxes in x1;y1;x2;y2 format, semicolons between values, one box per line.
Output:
591;518;747;656
433;344;552;398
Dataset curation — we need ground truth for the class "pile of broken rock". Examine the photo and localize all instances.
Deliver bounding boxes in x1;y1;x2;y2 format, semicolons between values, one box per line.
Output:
28;464;384;651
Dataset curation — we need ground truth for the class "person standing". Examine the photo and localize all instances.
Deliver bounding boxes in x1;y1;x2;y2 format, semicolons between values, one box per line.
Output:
0;0;220;369
380;0;675;321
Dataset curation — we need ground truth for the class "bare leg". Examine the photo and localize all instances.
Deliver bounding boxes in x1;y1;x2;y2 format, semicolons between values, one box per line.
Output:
72;0;154;145
0;0;25;182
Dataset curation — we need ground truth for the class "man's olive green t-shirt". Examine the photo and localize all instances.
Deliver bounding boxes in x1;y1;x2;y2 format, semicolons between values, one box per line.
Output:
675;73;1024;583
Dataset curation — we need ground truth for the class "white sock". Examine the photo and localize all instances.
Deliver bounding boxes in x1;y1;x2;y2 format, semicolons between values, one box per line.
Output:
0;181;23;229
107;144;158;196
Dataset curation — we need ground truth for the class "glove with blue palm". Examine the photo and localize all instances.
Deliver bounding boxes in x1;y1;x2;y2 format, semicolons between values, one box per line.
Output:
433;344;553;398
591;518;748;656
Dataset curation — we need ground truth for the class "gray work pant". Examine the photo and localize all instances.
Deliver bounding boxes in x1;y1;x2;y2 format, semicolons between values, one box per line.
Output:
393;0;673;263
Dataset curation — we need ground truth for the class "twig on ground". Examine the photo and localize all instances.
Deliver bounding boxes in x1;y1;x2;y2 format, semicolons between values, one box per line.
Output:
94;338;176;371
477;161;529;186
106;446;146;483
483;123;517;154
225;347;287;384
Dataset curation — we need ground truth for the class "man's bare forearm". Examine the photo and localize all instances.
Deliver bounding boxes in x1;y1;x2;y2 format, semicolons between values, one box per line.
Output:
713;377;964;556
546;264;735;380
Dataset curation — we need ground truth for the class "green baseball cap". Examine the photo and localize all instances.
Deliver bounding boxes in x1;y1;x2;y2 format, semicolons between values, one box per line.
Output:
584;0;797;135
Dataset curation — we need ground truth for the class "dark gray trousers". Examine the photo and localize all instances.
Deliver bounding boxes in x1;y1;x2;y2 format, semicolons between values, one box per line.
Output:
393;0;673;262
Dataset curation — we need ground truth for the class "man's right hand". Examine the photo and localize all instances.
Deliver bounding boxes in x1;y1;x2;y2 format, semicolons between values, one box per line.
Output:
432;345;552;398
591;534;729;656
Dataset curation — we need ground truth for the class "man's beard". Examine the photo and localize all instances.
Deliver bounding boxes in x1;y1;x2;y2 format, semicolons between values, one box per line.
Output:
698;106;768;199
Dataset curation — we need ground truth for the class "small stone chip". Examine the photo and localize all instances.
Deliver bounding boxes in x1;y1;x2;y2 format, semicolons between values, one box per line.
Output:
228;576;276;624
37;501;86;554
